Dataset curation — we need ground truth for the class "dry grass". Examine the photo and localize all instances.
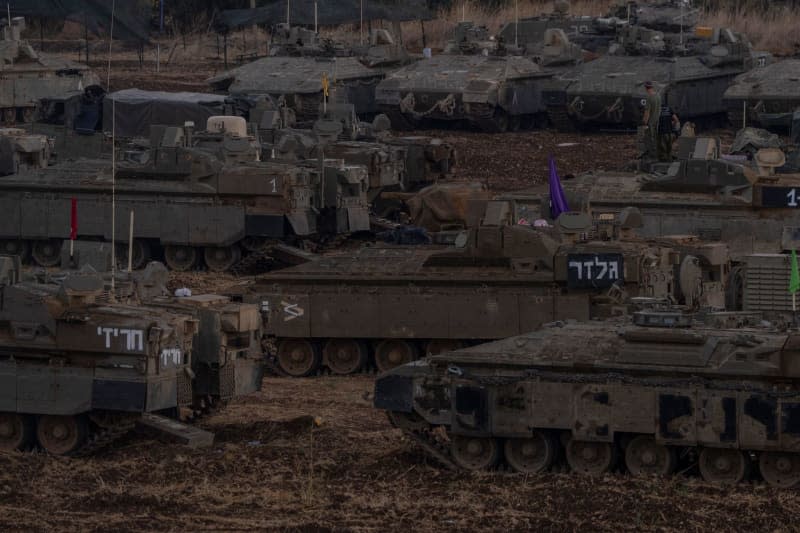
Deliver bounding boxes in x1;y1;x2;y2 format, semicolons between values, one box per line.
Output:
2;376;800;531
400;0;614;51
395;0;800;54
702;4;800;55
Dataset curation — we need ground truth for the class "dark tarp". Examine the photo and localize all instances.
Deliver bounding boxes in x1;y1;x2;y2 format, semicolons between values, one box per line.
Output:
217;0;433;32
6;0;150;41
104;89;228;138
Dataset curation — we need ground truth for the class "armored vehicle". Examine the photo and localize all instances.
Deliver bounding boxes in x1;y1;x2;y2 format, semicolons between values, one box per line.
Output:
443;22;500;56
0;17;98;124
233;207;730;376
497;0;698;56
376;54;553;132
0;116;370;272
0;256;199;455
611;0;699;34
34;258;265;417
544;26;769;130
259;113;456;203
375;307;800;488
723;59;800;131
497;1;616;55
500;137;800;259
209;28;410;120
87;262;266;408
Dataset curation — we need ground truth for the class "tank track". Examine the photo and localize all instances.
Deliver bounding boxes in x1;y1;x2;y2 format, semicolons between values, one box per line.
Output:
72;419;138;458
546;105;577;132
403;428;458;470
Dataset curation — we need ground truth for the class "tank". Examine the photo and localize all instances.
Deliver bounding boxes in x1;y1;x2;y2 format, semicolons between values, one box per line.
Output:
0;256;199;455
723;59;800;131
497;0;699;56
500;136;800;261
375;53;553;132
208;28;410;120
98;261;266;407
544;26;770;130
0;117;370;272
496;1;617;55
37;258;265;413
612;0;699;34
258;110;456;205
231;207;731;376
0;17;99;124
374;306;800;487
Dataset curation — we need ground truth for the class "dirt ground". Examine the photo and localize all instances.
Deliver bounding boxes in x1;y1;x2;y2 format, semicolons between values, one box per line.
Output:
1;376;798;532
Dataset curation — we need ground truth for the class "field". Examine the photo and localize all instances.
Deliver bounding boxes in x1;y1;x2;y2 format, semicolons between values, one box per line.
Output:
1;377;799;532
4;3;799;530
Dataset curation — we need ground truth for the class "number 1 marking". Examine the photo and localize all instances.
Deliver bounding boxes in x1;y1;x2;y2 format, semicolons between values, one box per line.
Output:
788;189;798;207
270;178;277;193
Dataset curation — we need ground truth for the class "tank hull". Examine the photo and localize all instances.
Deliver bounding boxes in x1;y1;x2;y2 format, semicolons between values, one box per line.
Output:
375;55;552;131
548;55;749;130
723;59;800;131
375;314;800;485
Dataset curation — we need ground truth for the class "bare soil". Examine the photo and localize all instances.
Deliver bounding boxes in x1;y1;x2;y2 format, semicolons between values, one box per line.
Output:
429;129;638;191
1;377;797;532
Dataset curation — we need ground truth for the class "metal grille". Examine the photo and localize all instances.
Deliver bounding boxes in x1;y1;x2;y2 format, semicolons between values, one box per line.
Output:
219;362;237;401
177;372;193;406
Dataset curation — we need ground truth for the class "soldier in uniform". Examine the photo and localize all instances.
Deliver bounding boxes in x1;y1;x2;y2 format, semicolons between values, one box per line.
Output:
641;81;680;162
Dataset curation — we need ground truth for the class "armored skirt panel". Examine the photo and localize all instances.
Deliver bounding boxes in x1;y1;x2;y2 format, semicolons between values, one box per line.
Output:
0;360;182;415
448;378;800;451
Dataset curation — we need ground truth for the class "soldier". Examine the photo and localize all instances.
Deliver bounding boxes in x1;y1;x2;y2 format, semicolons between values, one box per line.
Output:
641;81;679;162
640;81;660;160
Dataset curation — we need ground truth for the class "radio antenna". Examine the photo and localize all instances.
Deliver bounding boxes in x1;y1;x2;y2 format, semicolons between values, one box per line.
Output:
106;0;117;294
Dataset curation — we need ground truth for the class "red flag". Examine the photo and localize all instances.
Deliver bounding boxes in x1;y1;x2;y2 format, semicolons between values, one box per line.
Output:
70;198;77;240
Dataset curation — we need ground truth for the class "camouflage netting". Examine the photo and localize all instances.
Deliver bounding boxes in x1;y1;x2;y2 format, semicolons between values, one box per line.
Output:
6;0;150;41
217;0;433;32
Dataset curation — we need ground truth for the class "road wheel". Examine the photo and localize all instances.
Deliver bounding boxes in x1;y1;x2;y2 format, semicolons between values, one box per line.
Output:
36;415;87;456
31;239;62;267
0;240;30;261
164;245;197;271
374;339;418;373
624;436;676;477
759;452;800;488
204;244;241;272
0;413;34;451
565;438;615;475
504;431;556;474
117;239;151;270
698;448;749;485
276;339;320;377
323;339;368;375
451;435;499;471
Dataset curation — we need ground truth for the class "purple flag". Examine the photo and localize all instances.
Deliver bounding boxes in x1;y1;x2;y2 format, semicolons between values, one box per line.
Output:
548;155;570;219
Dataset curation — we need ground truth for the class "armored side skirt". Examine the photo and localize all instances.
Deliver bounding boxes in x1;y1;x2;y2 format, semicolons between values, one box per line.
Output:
0;361;181;415
378;372;800;452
